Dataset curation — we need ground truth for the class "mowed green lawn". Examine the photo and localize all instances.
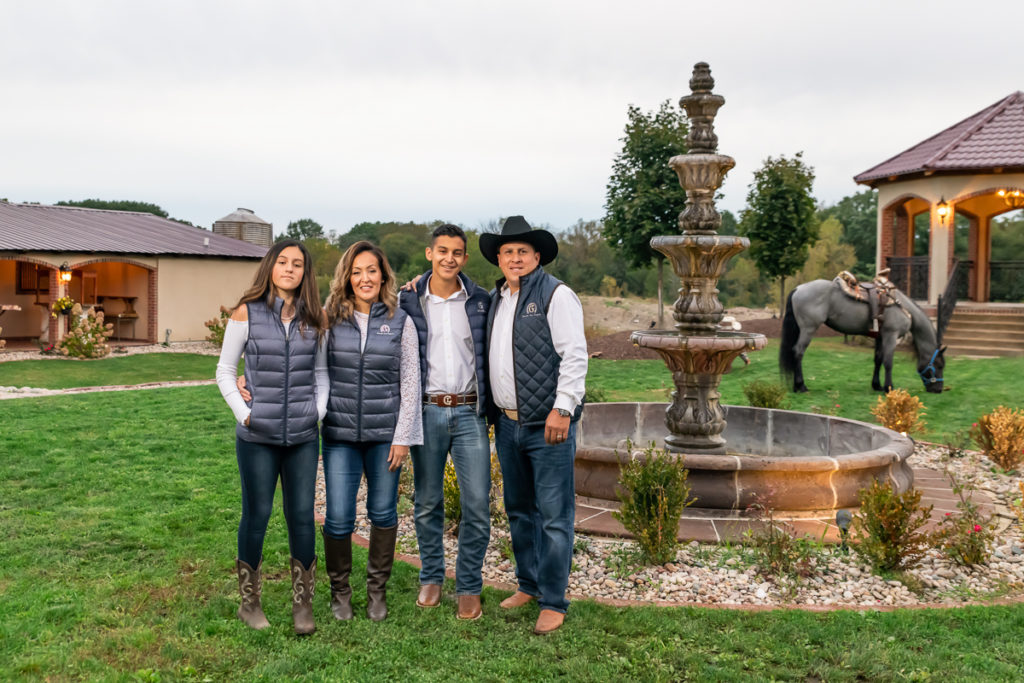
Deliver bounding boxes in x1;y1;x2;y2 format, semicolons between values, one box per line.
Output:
588;337;1024;443
0;353;218;389
2;382;1024;680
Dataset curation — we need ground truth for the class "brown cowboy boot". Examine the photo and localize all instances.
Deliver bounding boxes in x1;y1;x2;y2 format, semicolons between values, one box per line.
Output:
235;559;270;630
322;531;353;620
366;524;398;622
290;557;316;635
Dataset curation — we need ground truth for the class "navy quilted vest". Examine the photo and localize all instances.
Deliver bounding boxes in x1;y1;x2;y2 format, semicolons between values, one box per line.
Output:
487;266;583;427
323;303;407;443
237;299;319;446
399;270;490;416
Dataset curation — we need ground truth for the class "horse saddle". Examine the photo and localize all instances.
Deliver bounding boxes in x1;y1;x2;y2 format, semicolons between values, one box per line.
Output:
834;270;899;335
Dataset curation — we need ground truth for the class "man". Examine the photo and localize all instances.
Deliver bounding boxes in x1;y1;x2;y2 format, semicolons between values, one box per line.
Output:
480;215;587;635
399;223;492;620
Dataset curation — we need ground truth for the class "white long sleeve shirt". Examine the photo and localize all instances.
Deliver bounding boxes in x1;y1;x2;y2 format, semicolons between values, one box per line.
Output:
488;282;587;414
215;319;329;425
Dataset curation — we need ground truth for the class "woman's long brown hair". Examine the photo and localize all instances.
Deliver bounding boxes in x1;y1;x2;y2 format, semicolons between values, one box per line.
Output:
324;240;398;326
233;239;324;337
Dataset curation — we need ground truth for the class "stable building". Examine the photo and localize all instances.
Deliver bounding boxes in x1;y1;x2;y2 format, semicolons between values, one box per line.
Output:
0;202;268;346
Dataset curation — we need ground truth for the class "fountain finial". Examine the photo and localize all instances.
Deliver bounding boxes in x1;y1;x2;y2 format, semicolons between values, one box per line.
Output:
679;62;725;155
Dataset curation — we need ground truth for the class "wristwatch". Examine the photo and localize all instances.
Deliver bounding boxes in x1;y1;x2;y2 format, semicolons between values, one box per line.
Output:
555;408;571;417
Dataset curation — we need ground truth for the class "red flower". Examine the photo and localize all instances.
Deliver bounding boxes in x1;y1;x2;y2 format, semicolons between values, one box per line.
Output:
974;524;982;532
945;512;951;516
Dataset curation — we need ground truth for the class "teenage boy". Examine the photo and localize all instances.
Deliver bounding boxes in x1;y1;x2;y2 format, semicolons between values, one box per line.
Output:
399;223;492;620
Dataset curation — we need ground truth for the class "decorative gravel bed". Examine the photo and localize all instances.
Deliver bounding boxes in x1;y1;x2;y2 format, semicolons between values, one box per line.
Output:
331;442;1024;608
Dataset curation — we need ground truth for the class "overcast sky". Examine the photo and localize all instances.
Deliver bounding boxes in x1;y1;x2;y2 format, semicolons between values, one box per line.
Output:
2;1;1020;236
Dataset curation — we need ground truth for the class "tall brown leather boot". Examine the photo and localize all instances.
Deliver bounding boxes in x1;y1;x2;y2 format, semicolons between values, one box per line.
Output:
290;557;316;635
235;559;270;630
366;524;398;622
322;531;353;621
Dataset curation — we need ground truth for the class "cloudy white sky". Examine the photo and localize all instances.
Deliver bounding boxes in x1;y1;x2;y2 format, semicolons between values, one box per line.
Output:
2;1;1020;236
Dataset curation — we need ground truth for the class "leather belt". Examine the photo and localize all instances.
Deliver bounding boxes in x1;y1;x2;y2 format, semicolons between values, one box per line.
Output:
424;393;477;407
501;408;519;421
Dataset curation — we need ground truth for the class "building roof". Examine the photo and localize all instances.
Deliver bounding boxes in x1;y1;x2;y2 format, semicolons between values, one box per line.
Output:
214;207;271;225
854;91;1024;186
0;202;268;258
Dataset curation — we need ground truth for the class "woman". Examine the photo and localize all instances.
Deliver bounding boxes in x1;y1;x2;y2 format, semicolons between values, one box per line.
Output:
321;240;421;622
216;239;326;635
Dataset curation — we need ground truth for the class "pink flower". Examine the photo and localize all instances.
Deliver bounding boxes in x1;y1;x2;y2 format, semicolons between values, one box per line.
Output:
973;423;978;427
945;512;951;516
974;524;982;532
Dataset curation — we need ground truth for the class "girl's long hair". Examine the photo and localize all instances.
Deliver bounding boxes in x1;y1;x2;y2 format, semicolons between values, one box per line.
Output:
324;240;398;326
233;239;324;337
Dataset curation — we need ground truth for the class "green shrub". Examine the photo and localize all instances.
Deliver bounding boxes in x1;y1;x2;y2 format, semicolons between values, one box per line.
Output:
443;459;460;526
745;492;820;578
852;480;933;572
584;385;608;403
613;444;694;565
935;471;995;566
742;380;789;409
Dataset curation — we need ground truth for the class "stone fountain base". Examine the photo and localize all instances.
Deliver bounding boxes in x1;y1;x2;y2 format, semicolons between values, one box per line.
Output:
575;402;915;515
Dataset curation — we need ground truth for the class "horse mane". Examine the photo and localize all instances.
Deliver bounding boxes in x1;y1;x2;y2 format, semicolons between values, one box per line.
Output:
890;289;938;357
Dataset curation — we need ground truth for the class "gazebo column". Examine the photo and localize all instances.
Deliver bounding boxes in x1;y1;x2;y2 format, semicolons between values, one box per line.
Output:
928;200;952;305
967;214;979;301
977;215;992;302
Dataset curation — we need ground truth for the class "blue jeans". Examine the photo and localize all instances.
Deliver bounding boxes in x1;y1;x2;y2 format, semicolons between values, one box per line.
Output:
236;437;319;568
411;404;491;594
494;414;576;614
322;440;400;539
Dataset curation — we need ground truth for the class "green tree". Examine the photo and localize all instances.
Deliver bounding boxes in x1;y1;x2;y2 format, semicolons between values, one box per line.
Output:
740;153;818;314
56;198;169;218
277;218;325;242
819;189;877;272
603;100;689;326
792;216;857;290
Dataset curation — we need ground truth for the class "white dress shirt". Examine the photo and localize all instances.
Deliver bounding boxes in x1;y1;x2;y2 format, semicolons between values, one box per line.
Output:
488;280;587;414
422;274;476;395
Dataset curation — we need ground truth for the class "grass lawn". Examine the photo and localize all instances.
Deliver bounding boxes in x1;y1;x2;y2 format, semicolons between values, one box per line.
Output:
587;337;1024;443
0;353;219;389
3;387;1024;681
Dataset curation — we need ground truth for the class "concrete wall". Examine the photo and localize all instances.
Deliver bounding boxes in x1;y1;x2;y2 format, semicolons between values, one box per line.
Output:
157;257;261;341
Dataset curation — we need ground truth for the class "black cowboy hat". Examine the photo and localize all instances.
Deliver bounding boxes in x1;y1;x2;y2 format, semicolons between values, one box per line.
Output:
479;216;558;266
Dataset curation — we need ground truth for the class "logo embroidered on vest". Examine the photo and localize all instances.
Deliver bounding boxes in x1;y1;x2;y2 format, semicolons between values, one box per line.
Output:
522;302;541;317
378;324;391;335
477;301;486;312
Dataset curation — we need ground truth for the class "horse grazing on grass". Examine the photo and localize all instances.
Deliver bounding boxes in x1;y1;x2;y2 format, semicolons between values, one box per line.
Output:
779;279;946;394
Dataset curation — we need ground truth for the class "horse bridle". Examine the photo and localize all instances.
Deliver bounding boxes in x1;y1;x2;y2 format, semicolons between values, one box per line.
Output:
918;348;943;386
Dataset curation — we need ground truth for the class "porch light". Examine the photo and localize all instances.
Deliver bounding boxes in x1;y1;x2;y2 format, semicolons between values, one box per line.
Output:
936;198;950;223
997;188;1024;210
58;262;73;283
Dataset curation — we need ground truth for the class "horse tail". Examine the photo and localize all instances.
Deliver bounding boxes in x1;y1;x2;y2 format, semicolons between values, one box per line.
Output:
779;288;799;380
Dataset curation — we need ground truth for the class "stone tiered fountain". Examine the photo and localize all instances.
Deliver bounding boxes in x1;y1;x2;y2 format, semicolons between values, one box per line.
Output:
575;63;914;517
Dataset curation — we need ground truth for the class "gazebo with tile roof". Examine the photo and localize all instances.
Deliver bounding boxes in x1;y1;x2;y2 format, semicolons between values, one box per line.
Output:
855;91;1024;306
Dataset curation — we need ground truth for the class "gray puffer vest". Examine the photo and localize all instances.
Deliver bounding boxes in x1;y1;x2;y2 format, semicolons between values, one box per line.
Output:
322;303;408;443
236;299;319;446
486;266;584;427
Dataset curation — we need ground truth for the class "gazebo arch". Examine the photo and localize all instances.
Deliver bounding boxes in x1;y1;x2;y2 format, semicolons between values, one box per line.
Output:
855;91;1024;306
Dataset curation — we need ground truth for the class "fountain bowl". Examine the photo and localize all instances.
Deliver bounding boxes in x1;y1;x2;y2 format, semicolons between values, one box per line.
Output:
575;402;914;514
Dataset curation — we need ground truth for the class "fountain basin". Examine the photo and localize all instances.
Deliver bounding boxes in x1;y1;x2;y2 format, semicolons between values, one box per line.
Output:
575;402;914;514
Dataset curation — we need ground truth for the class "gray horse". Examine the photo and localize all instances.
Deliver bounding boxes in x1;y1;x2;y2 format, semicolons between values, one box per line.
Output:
779;279;946;394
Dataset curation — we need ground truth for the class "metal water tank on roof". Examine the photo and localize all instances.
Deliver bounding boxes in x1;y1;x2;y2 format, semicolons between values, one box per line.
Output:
212;208;273;247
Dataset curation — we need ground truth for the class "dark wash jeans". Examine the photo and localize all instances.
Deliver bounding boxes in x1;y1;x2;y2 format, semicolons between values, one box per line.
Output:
494;414;576;614
235;437;319;568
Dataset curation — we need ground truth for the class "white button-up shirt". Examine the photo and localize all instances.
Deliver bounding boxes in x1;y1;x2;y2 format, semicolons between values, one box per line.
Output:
488;280;587;414
423;274;476;395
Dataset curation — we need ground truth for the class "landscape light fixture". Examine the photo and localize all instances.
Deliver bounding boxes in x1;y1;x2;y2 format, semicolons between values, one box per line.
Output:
58;262;73;283
835;509;852;552
936;197;950;223
997;188;1024;210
